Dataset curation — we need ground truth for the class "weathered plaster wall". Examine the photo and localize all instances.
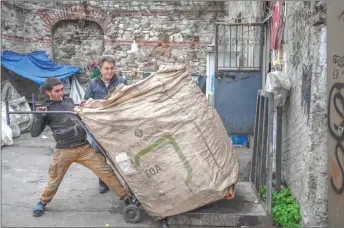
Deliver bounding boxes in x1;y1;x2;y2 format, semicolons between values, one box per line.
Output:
281;1;327;226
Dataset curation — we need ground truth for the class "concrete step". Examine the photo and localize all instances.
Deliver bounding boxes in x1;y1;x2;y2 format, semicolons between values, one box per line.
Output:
167;182;271;227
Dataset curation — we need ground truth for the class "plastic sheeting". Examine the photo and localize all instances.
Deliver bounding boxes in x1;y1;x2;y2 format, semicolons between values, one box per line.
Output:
264;71;291;108
8;97;33;133
2;101;20;138
1;123;13;147
1;50;81;85
69;77;85;104
1;81;33;133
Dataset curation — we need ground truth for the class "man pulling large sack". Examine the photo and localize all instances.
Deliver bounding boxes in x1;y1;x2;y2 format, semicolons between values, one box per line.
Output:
77;65;240;220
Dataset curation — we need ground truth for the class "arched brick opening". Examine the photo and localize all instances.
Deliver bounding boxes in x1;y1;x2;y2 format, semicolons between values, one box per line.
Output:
38;4;112;34
52;20;104;68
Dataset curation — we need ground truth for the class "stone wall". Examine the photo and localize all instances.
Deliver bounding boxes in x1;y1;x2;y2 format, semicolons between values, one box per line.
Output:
280;1;327;226
1;1;231;74
52;20;104;66
225;1;265;23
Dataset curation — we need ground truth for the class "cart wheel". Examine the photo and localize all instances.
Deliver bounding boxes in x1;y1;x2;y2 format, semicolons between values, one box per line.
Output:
123;205;140;223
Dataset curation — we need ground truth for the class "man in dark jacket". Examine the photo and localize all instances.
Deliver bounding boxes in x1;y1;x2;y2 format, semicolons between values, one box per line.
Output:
82;55;127;194
31;77;132;217
84;55;127;100
83;56;169;227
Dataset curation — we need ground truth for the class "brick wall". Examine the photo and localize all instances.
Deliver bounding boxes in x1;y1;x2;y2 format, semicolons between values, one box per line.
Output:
280;1;327;226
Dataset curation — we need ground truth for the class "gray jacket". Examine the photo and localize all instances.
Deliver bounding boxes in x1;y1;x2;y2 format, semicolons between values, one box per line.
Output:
30;97;87;149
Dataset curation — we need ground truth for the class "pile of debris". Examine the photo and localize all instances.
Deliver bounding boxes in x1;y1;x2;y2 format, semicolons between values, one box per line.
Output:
1;80;33;146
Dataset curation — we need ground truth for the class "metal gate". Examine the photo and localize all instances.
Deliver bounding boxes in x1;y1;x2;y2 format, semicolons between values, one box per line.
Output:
250;90;274;215
214;23;265;135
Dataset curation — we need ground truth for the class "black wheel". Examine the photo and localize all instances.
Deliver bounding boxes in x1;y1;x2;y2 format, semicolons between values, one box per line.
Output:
123;205;140;223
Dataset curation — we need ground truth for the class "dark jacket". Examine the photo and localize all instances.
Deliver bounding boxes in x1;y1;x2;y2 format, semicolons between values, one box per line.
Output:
30;97;87;149
84;75;127;100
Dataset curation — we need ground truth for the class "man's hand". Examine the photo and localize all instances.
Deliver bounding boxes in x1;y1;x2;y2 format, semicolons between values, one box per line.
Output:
80;100;87;107
36;106;47;111
35;106;48;116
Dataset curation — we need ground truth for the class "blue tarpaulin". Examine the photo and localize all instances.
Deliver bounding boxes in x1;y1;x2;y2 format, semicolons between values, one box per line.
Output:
1;50;82;85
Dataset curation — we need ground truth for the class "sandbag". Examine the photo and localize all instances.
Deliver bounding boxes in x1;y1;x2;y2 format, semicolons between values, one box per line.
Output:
76;65;239;219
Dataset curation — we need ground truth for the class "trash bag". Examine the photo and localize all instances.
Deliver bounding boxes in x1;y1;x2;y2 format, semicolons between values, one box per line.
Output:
8;97;32;133
1;122;13;147
2;80;33;133
2;101;20;138
264;71;291;108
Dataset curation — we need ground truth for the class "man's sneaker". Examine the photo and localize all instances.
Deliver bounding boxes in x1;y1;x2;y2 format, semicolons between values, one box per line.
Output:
98;178;109;194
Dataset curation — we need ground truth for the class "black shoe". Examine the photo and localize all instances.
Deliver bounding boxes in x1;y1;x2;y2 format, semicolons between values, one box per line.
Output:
158;218;170;228
124;195;141;206
98;178;109;194
124;197;131;206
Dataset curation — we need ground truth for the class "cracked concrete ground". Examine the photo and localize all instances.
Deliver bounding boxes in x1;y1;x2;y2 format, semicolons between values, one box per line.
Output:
1;128;252;227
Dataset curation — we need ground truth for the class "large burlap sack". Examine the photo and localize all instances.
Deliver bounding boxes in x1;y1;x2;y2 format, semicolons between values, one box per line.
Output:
77;65;239;219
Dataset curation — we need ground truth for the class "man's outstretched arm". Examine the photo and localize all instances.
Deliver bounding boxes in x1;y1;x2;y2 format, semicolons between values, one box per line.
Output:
30;107;48;137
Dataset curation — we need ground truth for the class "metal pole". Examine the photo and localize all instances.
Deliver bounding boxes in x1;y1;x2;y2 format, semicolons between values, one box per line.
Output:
235;25;238;68
5;100;10;126
276;106;283;191
241;25;244;68
229;26;232;68
266;91;274;216
250;94;260;184
32;93;36;111
8;111;74;114
247;25;250;68
215;24;219;73
259;26;265;72
223;25;226;68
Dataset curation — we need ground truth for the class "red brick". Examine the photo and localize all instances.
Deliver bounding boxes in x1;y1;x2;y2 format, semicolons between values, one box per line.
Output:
67;11;71;20
58;11;63;20
60;10;64;20
49;13;57;22
44;25;51;32
42;14;50;22
45;17;52;26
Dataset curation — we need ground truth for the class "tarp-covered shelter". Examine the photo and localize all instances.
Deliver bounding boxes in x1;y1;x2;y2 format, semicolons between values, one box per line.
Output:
1;50;81;84
1;50;83;103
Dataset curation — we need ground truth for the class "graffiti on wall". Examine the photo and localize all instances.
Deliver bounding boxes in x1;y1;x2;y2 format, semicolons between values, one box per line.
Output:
328;54;344;202
327;3;344;226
